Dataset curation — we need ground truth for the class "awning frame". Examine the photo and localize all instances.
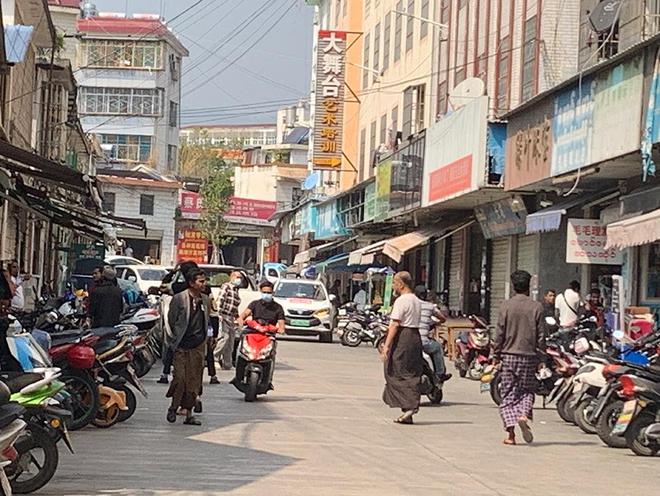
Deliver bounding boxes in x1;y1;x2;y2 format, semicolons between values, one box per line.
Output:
605;208;660;249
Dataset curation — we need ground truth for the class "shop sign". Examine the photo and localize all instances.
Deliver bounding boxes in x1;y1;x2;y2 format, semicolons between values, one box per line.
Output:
179;191;202;219
592;57;643;164
551;78;594;176
364;181;376;222
566;218;622;265
312;31;347;170
176;229;208;264
475;196;527;239
315;201;346;240
375;159;392;221
505;118;552;190
225;197;277;226
71;242;104;260
423;96;488;207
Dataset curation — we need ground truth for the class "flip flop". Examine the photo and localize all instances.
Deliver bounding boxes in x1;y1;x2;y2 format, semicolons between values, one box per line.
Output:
502;438;516;445
518;419;534;444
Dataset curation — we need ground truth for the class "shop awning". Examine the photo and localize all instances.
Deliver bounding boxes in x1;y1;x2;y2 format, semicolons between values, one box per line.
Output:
293;236;358;265
525;191;618;234
348;226;443;265
605;209;660;249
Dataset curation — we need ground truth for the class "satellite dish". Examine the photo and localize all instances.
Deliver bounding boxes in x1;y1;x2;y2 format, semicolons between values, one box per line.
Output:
448;77;485;111
303;172;320;190
589;0;622;33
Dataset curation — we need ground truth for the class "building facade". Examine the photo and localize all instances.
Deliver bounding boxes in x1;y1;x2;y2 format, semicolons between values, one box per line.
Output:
75;12;189;174
180;124;278;148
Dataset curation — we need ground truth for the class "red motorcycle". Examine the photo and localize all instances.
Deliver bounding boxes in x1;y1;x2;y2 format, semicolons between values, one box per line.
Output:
231;320;278;402
454;316;492;380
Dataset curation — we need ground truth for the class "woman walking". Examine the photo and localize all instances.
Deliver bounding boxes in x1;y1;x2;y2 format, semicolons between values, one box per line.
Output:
381;271;423;424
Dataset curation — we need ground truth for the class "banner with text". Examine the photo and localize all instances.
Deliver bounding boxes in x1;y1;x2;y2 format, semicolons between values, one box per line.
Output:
176;229;208;264
566;218;622;265
313;30;346;170
224;197;277;226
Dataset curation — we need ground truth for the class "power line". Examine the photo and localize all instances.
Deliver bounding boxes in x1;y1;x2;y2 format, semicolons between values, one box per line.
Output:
183;0;297;97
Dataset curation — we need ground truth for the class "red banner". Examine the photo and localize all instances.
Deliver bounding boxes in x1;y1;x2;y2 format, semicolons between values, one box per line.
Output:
179;191;202;219
428;155;473;204
226;197;277;223
176;229;208;264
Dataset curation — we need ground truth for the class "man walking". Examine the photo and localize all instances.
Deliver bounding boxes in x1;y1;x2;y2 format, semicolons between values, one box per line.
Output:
494;270;545;445
556;280;582;328
381;272;423;425
213;271;243;374
88;267;124;328
166;268;209;426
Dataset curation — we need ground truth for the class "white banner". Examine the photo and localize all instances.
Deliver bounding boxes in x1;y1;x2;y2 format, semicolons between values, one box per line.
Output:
566;218;622;265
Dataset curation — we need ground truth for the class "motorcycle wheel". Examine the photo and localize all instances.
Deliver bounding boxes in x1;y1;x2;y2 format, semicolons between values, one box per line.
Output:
133;349;154;378
117;386;137;423
625;409;660;457
60;370;100;431
92;404;121;429
596;400;628;449
7;426;59;494
427;388;443;404
467;365;482;381
574;396;598;435
245;371;259;403
341;329;361;347
489;373;502;406
556;394;576;424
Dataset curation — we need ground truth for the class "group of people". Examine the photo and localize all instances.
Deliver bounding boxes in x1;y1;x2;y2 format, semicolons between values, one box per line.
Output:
542;281;606;332
0;261;37;315
161;262;285;426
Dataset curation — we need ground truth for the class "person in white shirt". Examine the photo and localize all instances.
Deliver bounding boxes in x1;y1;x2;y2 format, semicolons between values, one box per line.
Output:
555;280;582;328
8;261;25;311
353;283;367;310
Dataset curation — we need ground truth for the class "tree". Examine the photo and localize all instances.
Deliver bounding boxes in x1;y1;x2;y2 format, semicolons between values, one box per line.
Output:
199;159;234;264
179;142;225;179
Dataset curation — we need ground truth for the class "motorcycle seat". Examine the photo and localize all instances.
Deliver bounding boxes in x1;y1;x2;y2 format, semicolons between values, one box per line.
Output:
0;402;26;429
0;372;44;394
93;339;119;356
89;327;121;339
50;330;86;347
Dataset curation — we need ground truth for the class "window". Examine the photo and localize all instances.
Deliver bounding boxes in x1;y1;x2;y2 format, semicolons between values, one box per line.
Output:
394;1;403;62
369;120;377;167
379;114;387;147
521;17;538;102
167;145;178;170
383;14;391;72
169;101;179;127
437;80;448;116
79;87;162;116
496;36;511;113
335;0;341;26
373;23;381;84
420;0;430;39
359;128;366;182
406;0;415;52
362;33;371;89
402;84;425;137
402;87;413;138
81;40;162;69
139;194;155;216
102;192;115;213
169;54;180;81
100;134;152;162
391;105;398;137
365;0;371;18
455;65;466;85
642;242;660;302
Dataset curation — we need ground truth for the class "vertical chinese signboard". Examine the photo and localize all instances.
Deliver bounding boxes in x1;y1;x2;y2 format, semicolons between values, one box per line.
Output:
176;229;208;265
313;30;346;170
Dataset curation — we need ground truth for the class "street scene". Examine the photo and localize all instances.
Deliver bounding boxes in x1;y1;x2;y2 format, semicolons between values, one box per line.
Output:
0;0;660;495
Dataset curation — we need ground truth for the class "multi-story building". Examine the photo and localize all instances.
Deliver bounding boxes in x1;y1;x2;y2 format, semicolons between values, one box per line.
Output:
75;11;189;174
180;123;278;148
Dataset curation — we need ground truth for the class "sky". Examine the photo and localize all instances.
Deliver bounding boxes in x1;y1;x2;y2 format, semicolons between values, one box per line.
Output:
95;0;314;125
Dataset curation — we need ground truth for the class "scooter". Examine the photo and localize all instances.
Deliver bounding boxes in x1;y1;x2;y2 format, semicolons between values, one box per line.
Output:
231;320;277;402
419;347;446;404
0;382;27;496
454;316;492;380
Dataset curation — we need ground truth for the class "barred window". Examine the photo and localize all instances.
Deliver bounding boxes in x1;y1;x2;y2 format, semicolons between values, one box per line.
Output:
100;134;152;162
81;40;162;69
79;87;162;116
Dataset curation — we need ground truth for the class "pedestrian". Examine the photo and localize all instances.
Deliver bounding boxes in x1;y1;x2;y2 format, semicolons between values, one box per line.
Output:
8;261;24;312
555;280;582;328
165;268;209;426
158;261;199;384
414;285;452;381
88;266;103;294
204;284;221;384
580;288;605;327
213;271;243;375
125;245;134;258
493;270;545;445
381;271;423;425
329;279;341;301
88;267;124;328
541;289;558;336
353;282;368;310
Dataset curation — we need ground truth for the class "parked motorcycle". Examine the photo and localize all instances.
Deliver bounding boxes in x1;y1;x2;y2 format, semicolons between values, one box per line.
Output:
454;316;492;380
231;320;278;402
0;381;27;496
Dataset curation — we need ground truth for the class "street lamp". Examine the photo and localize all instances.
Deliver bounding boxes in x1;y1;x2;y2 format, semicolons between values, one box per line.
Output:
392;9;449;39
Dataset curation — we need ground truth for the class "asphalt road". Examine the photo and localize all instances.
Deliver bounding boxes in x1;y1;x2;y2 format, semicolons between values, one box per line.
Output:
41;339;658;496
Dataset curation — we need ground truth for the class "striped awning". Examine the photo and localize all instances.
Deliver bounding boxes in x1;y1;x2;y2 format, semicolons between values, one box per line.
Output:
605;209;660;249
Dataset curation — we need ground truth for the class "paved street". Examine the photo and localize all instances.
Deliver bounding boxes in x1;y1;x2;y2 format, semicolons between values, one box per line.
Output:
42;340;658;496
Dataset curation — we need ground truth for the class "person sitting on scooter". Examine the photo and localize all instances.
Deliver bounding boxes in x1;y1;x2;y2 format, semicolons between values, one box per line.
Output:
240;280;286;334
415;285;452;382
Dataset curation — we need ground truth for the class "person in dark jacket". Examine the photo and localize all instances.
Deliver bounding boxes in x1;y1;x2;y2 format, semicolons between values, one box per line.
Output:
88;267;124;328
493;270;544;446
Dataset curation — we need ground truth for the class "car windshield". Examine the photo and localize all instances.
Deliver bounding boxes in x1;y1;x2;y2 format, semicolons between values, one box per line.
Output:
203;269;232;287
275;282;326;300
136;268;168;281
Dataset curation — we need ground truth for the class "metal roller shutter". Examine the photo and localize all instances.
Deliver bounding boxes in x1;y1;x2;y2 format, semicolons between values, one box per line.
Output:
448;234;463;312
489;237;509;325
516;234;539;276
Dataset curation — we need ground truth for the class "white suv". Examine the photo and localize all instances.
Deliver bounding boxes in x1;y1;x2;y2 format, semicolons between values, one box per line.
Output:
274;279;336;343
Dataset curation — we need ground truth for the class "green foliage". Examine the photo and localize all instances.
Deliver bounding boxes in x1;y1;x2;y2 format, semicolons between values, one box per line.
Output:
199;159;234;262
178;143;226;179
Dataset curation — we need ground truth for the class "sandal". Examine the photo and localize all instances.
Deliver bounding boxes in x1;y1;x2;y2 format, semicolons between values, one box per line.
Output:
166;409;176;424
394;410;415;425
502;438;516;445
518;418;534;444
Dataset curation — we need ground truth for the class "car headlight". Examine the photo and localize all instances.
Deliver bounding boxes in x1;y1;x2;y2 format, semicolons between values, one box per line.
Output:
314;308;330;319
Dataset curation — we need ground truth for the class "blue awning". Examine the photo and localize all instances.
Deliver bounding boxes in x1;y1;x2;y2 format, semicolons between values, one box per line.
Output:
4;25;34;64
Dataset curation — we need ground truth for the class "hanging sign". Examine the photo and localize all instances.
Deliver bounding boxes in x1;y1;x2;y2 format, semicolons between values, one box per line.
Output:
566;218;622;265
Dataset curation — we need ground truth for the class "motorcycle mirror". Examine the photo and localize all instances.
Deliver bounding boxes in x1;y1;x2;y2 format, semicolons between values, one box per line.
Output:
545;316;557;326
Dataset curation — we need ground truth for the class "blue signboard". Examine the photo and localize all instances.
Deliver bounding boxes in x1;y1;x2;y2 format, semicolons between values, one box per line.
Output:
551;78;594;176
314;201;347;240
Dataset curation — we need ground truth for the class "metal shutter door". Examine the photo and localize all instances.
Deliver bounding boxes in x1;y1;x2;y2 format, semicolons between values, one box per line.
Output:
516;234;539;276
489;237;509;325
448;234;463;312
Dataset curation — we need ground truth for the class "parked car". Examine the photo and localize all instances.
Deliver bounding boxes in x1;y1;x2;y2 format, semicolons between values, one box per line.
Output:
105;255;145;267
261;263;287;284
274;279;336;343
115;265;170;294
